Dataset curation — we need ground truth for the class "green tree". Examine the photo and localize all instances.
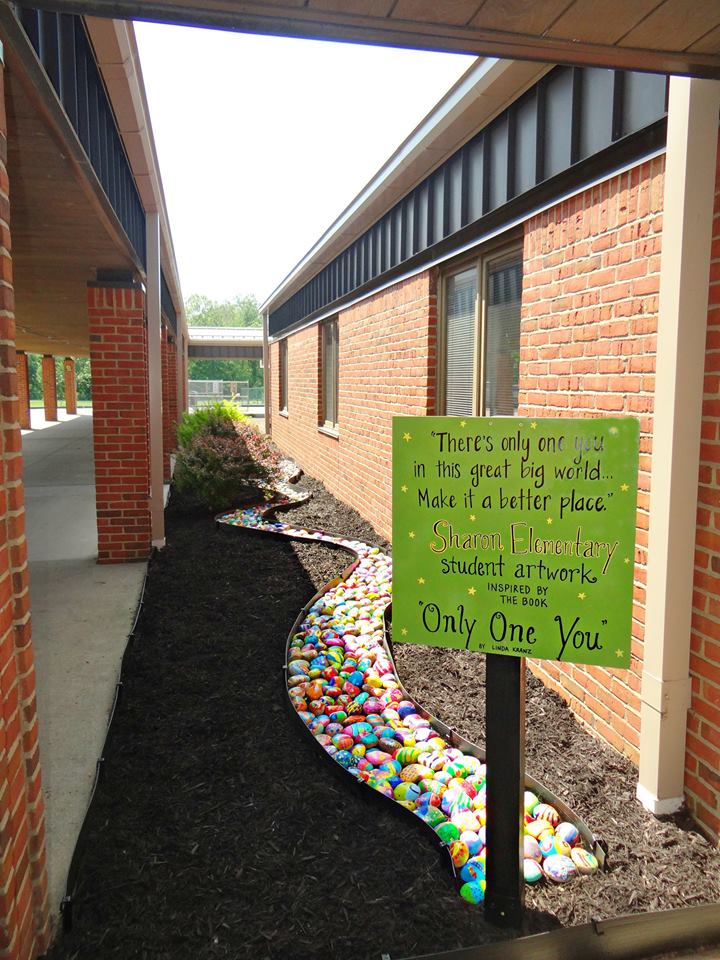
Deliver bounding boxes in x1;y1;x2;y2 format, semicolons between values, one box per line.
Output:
185;293;262;328
185;294;264;388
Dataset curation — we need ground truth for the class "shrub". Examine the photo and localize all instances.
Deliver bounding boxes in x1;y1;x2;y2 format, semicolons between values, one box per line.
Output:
173;424;283;511
176;401;248;449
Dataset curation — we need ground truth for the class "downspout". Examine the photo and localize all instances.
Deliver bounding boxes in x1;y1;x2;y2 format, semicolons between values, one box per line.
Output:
263;310;271;436
146;210;166;549
637;77;720;814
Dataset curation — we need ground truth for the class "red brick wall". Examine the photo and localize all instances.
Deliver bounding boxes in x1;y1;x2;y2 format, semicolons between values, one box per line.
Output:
690;132;720;839
270;271;438;538
41;356;56;423
16;352;29;430
63;358;77;415
0;61;50;959
88;284;152;563
168;336;178;454
518;156;664;763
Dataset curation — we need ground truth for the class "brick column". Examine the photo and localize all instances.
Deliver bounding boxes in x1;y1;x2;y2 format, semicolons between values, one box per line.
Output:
16;350;30;429
161;328;171;483
168;335;178;451
63;357;77;415
41;355;57;422
88;282;151;563
0;52;50;960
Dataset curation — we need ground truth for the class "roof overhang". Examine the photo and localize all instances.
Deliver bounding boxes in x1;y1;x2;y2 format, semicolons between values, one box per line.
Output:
24;1;720;79
86;16;185;334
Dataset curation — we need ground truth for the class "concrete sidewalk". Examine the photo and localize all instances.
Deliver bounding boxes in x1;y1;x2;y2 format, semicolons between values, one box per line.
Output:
23;409;147;923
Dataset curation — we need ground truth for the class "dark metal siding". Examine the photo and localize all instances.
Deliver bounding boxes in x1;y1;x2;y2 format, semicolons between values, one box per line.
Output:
161;271;177;334
17;6;147;267
269;65;667;338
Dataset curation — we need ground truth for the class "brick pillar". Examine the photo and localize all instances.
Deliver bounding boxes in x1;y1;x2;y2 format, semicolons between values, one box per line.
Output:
0;54;51;960
16;351;30;430
41;355;57;422
88;282;151;563
63;357;77;415
161;328;171;483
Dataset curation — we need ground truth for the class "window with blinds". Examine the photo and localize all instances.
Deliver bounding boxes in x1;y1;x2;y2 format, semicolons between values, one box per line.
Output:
442;246;522;417
444;268;478;417
279;338;288;412
484;257;522;416
322;318;339;430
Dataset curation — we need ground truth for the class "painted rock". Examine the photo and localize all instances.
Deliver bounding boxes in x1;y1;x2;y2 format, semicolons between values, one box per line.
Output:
524;836;542;863
400;763;433;783
571;847;599;875
331;734;354;750
526;818;556;840
461;831;482;857
524;790;540;813
523;858;544;884
416;806;446;828
451;811;481;834
444;760;468;779
378;760;402;775
314;734;332;747
288;661;310;677
378;738;400;755
543;854;578;883
460;880;486;904
449;840;470;868
539;835;571;859
359;733;379;748
351;744;366;758
370;780;394;799
334;750;356;770
555;822;580;847
532;802;561;827
345;722;373;738
394;781;421;803
365;749;393;766
459;857;486;884
435;822;460;844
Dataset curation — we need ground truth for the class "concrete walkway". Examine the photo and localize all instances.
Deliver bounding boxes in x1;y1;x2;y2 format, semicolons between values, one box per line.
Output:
23;409;147;923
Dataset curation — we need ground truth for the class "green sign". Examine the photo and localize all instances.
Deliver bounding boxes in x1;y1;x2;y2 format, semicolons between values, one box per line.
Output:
392;416;639;667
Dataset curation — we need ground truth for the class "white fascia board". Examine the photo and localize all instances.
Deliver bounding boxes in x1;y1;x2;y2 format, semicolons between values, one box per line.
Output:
262;57;549;313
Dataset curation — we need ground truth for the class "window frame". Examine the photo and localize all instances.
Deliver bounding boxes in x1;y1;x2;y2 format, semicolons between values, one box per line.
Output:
438;239;523;418
279;337;288;415
320;317;339;435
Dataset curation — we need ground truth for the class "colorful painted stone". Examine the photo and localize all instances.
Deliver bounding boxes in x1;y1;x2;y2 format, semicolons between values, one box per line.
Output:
459;857;486;884
524;790;540;813
556;822;580;847
395;747;424;765
417;806;446;828
461;831;482;857
400;763;433;783
571;847;599;875
524;858;544;884
543;854;578;883
435;822;460;844
460;880;485;904
394;781;422;803
449;840;470;868
365;749;392;766
523;835;542;862
532;802;561;826
526;818;556;840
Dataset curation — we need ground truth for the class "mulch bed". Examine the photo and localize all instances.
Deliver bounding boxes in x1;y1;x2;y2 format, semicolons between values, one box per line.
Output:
46;475;720;960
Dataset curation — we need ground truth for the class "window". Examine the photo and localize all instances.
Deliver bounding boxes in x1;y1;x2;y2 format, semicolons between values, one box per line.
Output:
321;318;339;431
442;246;522;417
279;338;288;413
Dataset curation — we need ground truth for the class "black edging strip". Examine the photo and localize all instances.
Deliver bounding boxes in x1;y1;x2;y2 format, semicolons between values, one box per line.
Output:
52;547;155;939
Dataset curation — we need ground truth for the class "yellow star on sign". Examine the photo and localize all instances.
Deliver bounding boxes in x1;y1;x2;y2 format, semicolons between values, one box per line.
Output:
624;557;630;564
578;592;587;600
400;484;408;493
460;420;467;428
417;577;425;585
403;432;412;442
469;514;476;522
530;422;537;429
408;531;416;539
620;483;629;492
401;628;408;637
615;649;624;658
468;587;476;596
609;426;619;435
546;517;554;525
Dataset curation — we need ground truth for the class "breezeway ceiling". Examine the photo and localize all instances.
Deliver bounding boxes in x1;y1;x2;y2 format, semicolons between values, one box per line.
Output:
31;0;720;78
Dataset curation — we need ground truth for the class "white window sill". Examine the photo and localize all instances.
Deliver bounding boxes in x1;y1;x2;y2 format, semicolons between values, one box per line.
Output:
318;424;339;439
279;409;289;418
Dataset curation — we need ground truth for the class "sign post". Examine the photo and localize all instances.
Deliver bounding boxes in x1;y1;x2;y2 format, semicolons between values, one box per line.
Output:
392;416;638;922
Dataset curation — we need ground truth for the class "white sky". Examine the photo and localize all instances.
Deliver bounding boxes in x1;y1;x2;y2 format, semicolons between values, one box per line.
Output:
134;22;475;305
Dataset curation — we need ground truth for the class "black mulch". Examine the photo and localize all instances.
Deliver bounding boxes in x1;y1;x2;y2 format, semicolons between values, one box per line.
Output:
46;475;720;960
